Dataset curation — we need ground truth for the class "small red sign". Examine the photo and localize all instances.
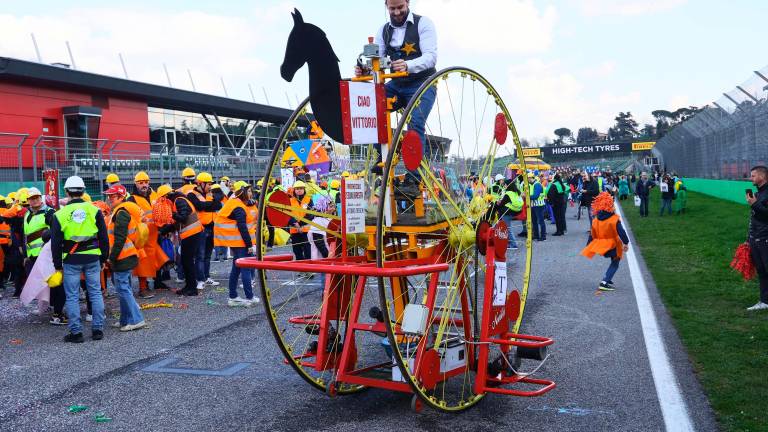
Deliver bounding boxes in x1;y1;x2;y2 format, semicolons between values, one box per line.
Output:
43;169;59;209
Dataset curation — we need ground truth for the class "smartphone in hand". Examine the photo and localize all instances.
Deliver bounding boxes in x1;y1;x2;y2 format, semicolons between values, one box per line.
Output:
746;188;755;198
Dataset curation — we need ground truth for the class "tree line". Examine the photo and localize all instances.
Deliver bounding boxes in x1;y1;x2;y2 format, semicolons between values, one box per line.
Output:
544;106;702;147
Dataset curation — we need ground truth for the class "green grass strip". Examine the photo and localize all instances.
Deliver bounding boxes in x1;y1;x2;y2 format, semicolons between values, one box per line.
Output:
622;189;767;431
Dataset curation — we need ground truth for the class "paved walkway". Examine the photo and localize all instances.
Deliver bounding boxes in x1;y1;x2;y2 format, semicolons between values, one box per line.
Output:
0;204;717;431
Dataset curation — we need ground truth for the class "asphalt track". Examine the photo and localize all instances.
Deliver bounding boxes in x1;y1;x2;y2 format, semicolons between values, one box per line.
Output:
0;204;718;431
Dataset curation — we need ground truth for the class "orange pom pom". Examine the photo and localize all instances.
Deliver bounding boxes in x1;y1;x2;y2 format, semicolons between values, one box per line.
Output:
152;197;174;226
730;242;756;280
591;192;615;215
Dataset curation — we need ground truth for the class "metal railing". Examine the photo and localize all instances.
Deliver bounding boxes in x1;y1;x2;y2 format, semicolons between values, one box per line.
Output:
655;65;768;179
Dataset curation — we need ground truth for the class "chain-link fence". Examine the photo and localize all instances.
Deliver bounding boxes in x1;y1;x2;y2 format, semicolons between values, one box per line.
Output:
655;65;768;179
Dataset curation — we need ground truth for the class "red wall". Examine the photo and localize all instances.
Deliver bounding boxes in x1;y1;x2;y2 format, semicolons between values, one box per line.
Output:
0;81;149;167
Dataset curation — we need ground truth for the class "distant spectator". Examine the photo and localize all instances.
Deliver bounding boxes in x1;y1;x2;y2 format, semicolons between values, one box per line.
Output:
745;165;768;311
659;174;675;216
635;172;654;217
617;176;630;200
675;178;688;215
579;172;599;223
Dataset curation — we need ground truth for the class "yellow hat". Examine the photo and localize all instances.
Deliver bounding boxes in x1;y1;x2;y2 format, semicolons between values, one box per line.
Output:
233;180;250;194
82;192;92;202
220;176;230;182
196;172;213;183
7;191;16;200
105;173;120;184
330;179;340;189
211;184;221;190
156;184;173;198
256;179;264;187
134;171;150;182
17;188;28;205
293;180;306;189
341;171;350;178
181;167;196;178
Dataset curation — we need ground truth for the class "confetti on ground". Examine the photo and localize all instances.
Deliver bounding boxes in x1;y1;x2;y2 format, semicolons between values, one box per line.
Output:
177;303;189;310
140;302;173;310
94;412;112;422
68;405;89;413
9;338;23;345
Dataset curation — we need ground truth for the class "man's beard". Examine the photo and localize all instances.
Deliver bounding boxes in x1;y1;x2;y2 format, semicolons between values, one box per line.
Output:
390;9;408;26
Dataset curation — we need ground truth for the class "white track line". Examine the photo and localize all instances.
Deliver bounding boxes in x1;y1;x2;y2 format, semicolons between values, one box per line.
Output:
615;203;695;432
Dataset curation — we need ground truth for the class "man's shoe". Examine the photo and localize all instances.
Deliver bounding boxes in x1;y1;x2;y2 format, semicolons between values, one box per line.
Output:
604;281;616;289
552;232;563;236
85;314;93;322
517;232;527;238
746;302;768;311
205;278;220;287
49;315;67;326
174;277;185;284
227;297;246;307
120;321;147;332
64;333;84;343
92;330;103;341
196;281;205;291
153;282;170;290
138;291;155;300
243;297;260;307
598;281;615;291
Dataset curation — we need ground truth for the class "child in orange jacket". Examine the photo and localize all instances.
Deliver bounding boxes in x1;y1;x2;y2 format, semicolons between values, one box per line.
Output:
581;192;630;291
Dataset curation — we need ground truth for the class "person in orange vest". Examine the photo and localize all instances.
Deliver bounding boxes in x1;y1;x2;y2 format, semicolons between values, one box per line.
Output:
127;171;169;297
186;172;222;291
104;184;146;331
213;181;259;307
288;180;312;261
156;185;204;296
581;192;630;291
0;195;10;297
211;183;231;262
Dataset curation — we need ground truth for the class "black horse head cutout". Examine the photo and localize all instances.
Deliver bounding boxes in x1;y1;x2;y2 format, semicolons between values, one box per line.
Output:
281;8;344;143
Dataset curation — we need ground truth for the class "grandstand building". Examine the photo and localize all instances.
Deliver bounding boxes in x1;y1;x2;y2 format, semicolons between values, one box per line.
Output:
0;56;297;190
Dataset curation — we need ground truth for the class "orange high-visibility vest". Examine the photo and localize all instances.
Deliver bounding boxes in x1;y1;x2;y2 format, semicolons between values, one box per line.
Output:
173;196;204;240
581;213;623;260
190;189;214;225
179;183;196;194
245;201;258;245
108;201;144;261
0;221;10;245
213;198;254;248
289;195;311;234
130;192;157;225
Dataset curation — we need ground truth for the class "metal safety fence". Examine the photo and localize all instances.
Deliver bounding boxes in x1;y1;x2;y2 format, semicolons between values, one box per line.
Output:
655;65;768;179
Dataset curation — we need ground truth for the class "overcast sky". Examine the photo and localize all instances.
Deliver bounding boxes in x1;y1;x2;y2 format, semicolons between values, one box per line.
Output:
1;0;765;143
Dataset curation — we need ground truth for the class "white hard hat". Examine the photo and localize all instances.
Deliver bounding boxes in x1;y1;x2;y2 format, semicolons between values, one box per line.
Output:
495;174;504;181
64;176;86;190
26;187;43;198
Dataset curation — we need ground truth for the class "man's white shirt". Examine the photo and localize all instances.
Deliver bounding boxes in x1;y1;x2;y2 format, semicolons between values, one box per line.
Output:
375;11;437;74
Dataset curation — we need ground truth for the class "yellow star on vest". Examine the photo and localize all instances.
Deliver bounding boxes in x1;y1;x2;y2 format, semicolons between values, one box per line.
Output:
401;42;417;56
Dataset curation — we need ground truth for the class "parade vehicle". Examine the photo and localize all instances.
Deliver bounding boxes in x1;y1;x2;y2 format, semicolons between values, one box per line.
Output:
237;9;555;412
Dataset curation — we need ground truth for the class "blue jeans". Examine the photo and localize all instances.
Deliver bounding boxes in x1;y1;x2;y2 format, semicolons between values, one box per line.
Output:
660;198;672;215
501;214;518;248
195;226;213;281
229;247;254;300
604;258;621;283
531;205;547;239
380;80;437;180
63;261;104;334
114;270;144;326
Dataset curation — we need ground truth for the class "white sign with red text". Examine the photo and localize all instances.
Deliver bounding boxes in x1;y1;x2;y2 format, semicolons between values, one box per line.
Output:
342;179;366;234
340;81;387;145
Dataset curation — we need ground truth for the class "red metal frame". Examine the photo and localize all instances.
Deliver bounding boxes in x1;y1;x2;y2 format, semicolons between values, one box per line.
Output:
238;218;556;402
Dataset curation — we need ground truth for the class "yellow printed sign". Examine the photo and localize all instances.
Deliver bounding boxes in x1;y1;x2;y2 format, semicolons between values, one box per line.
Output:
632;141;656;151
520;148;542;157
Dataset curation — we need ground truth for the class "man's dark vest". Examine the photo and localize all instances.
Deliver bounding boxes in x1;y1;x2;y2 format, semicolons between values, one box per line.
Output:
383;14;436;85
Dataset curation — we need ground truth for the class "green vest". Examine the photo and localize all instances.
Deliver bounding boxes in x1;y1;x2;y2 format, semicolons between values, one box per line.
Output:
55;202;101;259
504;190;523;213
329;189;339;201
532;181;546;207
598;177;604;191
23;209;49;257
553;181;565;194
